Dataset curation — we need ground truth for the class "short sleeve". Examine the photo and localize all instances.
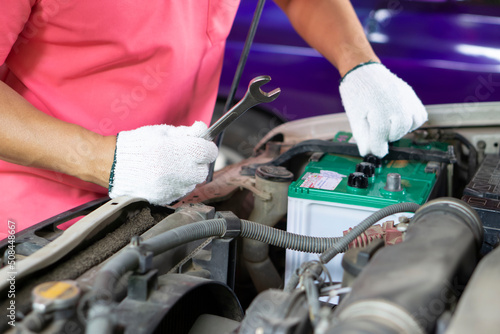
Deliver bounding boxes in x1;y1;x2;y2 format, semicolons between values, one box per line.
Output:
0;0;38;64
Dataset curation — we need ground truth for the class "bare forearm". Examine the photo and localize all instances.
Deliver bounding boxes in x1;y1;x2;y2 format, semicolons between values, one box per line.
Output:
274;0;379;76
0;81;115;188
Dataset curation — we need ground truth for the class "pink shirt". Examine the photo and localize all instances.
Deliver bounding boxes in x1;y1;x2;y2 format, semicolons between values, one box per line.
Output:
0;0;239;239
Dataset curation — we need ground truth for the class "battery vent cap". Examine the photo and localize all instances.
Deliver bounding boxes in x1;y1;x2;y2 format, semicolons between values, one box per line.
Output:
348;172;369;189
356;162;376;177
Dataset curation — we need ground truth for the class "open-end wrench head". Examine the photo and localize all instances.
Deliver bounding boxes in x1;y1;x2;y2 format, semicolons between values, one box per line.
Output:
248;75;281;103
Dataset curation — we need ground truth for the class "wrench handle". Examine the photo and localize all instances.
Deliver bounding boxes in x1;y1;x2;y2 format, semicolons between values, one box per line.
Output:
201;94;259;141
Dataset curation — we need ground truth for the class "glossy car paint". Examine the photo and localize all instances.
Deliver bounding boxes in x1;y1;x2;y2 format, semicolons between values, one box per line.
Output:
219;0;500;121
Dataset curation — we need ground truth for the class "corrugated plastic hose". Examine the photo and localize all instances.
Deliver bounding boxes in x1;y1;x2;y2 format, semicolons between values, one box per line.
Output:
241;220;342;253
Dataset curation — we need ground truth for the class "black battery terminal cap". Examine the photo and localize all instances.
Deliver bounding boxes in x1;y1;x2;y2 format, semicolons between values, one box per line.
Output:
356;162;376;178
347;172;369;189
363;154;382;168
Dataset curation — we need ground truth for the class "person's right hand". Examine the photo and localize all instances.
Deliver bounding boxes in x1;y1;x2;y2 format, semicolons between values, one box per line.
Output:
339;62;428;157
108;121;218;205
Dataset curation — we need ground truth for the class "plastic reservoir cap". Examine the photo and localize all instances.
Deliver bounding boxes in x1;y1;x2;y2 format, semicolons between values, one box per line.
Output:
347;172;369;189
256;165;294;182
32;281;80;313
356;162;376;177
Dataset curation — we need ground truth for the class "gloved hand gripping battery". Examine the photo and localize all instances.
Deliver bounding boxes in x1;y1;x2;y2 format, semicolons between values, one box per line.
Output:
339;62;428;158
108;121;218;206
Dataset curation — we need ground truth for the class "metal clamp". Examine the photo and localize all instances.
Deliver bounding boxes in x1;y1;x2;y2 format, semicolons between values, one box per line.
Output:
129;236;154;274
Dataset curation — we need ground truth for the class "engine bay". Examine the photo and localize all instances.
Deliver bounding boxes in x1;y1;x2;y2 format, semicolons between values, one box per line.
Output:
2;103;500;334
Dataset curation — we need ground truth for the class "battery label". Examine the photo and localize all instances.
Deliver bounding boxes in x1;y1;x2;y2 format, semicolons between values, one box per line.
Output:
300;170;345;190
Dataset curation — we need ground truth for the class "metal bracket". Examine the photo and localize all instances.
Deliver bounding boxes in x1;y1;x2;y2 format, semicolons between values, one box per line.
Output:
128;269;158;301
129;236;154;275
217;211;242;239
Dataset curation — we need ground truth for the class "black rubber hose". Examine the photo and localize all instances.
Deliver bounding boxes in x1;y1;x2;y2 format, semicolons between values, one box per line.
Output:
453;132;477;181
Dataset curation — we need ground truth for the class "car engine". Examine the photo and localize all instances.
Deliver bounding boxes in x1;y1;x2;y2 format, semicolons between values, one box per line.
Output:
1;102;500;334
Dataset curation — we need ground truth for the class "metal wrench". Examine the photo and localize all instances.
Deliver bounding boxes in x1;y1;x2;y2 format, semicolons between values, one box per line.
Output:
201;75;281;141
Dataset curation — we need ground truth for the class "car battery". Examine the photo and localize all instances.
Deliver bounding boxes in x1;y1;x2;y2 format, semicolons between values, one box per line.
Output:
285;133;448;284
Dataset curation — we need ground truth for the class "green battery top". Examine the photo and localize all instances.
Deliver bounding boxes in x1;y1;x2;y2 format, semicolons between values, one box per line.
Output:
288;133;448;208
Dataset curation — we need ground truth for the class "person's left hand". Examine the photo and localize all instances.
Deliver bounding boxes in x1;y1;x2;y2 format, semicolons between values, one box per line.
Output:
339;62;428;157
108;121;218;206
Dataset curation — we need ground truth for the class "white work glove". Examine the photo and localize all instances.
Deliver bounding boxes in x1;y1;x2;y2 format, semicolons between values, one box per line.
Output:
339;62;428;157
108;121;218;206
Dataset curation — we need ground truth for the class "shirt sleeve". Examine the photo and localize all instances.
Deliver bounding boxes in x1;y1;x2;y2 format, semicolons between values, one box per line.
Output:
0;0;38;65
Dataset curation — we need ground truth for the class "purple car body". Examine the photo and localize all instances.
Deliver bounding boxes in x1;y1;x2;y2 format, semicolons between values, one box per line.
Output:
218;0;500;122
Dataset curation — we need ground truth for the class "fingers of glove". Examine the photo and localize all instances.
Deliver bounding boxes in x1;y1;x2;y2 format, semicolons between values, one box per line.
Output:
387;112;413;143
118;125;217;164
367;111;391;158
348;117;371;157
340;76;370;156
369;137;389;158
148;183;197;206
192;163;211;184
394;80;428;134
181;137;219;164
121;124;175;139
109;155;208;206
162;121;208;137
410;106;428;132
188;121;209;137
150;163;208;205
156;156;211;185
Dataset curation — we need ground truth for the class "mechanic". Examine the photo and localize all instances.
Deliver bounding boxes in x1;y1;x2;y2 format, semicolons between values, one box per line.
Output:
0;0;427;239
